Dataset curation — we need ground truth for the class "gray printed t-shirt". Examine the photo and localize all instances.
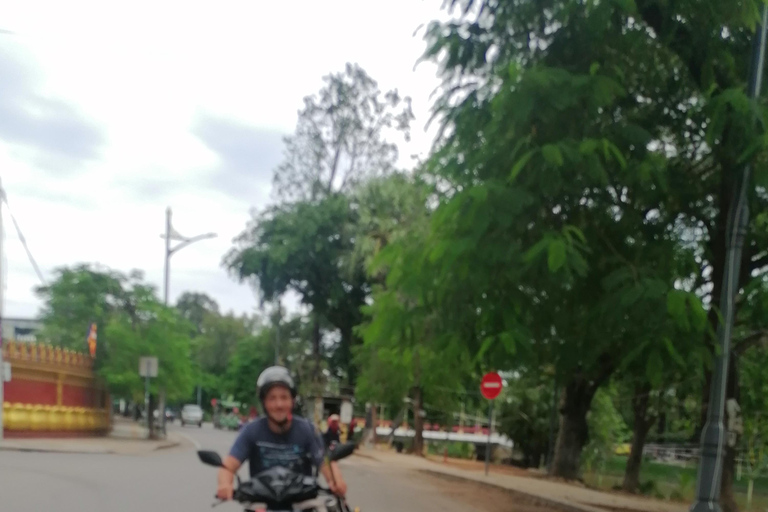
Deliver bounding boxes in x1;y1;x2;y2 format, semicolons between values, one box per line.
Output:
229;416;325;477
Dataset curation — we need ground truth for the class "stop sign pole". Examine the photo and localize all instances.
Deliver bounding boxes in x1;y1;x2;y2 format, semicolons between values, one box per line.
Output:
481;372;503;475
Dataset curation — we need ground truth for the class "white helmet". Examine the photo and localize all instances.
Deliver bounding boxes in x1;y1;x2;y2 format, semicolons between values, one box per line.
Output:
257;366;296;401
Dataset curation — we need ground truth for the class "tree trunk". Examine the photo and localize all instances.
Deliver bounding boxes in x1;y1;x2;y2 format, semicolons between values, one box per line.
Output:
657;411;666;444
546;381;560;471
523;442;545;469
411;346;424;456
148;394;156;439
412;385;424;456
551;379;595;479
623;383;654;493
721;444;739;512
338;326;359;387
311;313;321;384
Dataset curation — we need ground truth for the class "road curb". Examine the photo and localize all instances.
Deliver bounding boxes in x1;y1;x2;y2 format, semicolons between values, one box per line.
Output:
0;445;116;455
153;441;181;451
352;451;381;462
0;433;186;456
418;469;607;512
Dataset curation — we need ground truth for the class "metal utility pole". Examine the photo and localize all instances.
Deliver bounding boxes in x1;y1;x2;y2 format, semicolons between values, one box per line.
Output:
274;301;282;365
0;177;5;441
691;7;768;511
485;402;493;476
144;364;151;432
164;208;171;305
160;207;216;434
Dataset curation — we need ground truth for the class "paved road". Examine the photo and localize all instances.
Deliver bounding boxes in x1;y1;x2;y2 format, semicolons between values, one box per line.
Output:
0;423;481;512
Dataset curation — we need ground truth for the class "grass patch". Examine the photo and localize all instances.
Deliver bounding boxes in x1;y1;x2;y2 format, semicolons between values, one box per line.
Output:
588;456;768;510
426;440;476;460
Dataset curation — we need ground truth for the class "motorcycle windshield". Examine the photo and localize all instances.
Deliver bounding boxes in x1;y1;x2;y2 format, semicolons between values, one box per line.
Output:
239;467;319;506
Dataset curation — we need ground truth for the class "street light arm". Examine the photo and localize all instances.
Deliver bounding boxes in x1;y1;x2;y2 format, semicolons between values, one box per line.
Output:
169;233;217;256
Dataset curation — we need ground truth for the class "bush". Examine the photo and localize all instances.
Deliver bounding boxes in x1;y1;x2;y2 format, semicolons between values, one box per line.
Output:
426;441;476;460
638;479;665;499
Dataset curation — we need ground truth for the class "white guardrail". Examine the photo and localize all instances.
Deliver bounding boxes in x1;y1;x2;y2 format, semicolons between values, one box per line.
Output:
374;427;515;449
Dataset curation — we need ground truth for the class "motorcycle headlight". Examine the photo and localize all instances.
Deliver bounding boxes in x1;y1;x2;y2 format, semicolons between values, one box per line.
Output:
324;497;339;511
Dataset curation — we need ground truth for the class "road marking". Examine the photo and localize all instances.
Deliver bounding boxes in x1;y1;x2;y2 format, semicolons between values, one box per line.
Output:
174;431;202;449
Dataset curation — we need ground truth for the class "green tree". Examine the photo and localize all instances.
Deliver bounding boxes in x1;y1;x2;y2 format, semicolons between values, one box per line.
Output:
35;264;196;425
272;63;414;203
176;291;220;336
274;314;322;400
609;275;709;493
225;194;365;386
739;346;768;510
195;312;258;376
223;328;272;407
582;386;630;486
356;173;472;454
348;172;432;279
227;64;414;390
99;296;195;403
498;371;555;468
414;3;768;501
35;264;139;357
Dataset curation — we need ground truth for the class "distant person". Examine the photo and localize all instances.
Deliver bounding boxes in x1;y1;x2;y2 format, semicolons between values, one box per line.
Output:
323;414;341;449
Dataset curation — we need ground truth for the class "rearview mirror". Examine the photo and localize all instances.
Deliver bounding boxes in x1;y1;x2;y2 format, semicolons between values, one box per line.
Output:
197;450;224;468
329;442;356;462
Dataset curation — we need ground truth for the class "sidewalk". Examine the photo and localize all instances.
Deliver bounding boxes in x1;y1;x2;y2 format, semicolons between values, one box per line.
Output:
0;418;188;455
356;446;687;512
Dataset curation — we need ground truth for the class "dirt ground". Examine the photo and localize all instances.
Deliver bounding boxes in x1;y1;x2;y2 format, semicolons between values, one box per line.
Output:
411;470;564;512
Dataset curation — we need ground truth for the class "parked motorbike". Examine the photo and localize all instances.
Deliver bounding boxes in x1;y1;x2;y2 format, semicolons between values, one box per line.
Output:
197;442;359;512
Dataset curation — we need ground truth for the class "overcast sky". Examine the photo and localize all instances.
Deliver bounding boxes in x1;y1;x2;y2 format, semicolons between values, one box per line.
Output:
0;0;448;319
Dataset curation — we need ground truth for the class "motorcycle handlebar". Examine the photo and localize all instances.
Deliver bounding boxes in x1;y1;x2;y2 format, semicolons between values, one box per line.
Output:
212;489;246;507
216;485;339;505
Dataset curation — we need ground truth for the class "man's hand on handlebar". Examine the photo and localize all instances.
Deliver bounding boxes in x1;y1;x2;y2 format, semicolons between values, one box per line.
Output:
216;482;234;501
329;478;347;497
216;456;242;501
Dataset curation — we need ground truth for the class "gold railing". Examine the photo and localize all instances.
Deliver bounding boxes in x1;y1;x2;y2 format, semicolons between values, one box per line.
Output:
2;340;93;370
2;403;108;432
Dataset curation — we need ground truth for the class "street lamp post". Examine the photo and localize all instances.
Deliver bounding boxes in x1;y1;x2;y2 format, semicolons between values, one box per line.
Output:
690;7;768;512
162;207;217;305
273;301;283;365
160;206;216;434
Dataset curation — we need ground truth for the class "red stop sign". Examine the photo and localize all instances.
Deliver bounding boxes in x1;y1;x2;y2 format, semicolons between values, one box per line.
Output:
480;372;503;400
211;398;217;407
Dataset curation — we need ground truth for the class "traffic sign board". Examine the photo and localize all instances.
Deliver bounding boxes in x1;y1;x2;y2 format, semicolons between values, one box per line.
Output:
480;372;503;400
340;401;353;424
211;398;218;407
139;356;159;378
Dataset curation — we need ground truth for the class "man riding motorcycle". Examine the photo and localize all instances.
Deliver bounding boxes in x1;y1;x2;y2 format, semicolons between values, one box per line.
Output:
323;414;341;450
216;366;348;501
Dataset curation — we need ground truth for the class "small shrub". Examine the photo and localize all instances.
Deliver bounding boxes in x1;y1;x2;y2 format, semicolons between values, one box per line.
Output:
639;479;658;496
